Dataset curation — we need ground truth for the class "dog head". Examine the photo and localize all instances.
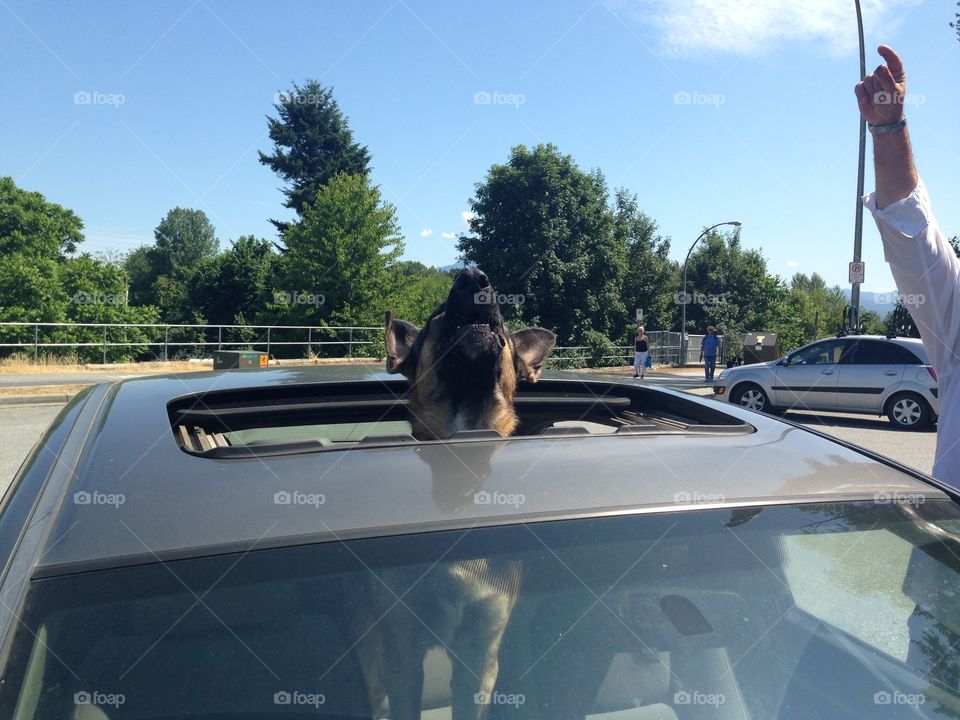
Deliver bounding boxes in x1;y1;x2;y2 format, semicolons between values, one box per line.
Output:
385;268;556;439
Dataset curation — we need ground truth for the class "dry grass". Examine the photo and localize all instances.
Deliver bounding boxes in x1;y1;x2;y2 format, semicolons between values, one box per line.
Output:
0;356;380;375
0;384;90;397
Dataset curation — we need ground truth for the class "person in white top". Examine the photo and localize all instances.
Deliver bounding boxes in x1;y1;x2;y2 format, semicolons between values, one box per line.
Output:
856;45;958;484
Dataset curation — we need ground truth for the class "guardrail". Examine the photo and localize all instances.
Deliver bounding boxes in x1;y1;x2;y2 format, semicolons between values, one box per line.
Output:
0;322;382;363
0;322;722;367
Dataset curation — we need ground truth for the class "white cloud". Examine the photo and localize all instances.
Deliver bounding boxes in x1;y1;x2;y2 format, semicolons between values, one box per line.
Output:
787;260;800;268
441;231;457;239
420;228;433;238
461;210;475;226
623;0;922;57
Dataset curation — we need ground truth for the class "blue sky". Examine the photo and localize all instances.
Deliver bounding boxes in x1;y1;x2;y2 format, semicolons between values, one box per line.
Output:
1;0;957;294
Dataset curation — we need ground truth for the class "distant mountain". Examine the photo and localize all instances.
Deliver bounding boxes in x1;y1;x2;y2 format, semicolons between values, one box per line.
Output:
842;289;899;316
439;260;467;272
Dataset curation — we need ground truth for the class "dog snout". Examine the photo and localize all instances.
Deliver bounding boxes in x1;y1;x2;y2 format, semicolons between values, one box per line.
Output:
455;268;491;293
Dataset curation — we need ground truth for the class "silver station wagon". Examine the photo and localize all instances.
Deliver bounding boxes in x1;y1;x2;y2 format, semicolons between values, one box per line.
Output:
0;366;958;719
713;334;939;429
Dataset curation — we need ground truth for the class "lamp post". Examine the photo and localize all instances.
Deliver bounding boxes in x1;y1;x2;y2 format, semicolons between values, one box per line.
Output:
680;221;742;366
851;0;867;331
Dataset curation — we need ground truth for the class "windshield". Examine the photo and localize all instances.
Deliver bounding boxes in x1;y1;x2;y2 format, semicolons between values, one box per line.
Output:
3;500;960;719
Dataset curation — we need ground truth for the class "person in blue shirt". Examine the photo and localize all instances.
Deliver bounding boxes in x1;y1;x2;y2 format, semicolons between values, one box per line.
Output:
700;326;720;382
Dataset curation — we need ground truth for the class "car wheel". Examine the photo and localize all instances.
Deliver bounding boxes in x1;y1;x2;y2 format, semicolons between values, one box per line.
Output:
886;393;931;430
731;383;770;413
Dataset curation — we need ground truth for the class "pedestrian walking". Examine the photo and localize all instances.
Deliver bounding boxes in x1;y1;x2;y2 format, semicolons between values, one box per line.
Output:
701;326;720;382
633;326;651;379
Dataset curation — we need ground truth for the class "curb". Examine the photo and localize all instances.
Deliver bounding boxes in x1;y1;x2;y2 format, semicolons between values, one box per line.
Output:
0;393;74;406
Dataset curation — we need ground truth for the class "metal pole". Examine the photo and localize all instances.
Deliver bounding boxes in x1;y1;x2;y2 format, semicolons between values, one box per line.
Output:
266;327;271;357
102;326;107;364
679;221;742;366
851;0;867;332
308;327;312;357
34;325;39;364
348;328;353;358
163;326;169;362
218;325;222;351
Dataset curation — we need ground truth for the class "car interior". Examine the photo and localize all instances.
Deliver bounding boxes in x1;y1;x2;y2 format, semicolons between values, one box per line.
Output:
4;502;960;720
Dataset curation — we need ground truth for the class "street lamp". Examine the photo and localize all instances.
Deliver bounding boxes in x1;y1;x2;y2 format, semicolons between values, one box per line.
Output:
680;221;742;367
851;0;867;331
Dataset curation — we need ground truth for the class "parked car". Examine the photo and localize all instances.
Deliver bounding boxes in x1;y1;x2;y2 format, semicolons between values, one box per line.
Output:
713;334;938;429
1;365;959;719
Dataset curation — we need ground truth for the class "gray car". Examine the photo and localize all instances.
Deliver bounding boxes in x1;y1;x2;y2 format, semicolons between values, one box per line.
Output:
713;335;938;429
1;365;959;719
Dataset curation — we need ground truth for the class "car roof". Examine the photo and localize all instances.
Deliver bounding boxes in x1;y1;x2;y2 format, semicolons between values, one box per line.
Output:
30;365;944;576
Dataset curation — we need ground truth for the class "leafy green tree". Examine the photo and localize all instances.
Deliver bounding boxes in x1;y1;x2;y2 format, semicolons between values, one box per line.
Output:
681;229;788;353
615;189;678;339
387;262;453;326
153;208;218;278
780;272;848;349
0;176;83;258
259;81;371;234
458;144;626;343
276;173;403;330
124;245;161;306
190;236;276;326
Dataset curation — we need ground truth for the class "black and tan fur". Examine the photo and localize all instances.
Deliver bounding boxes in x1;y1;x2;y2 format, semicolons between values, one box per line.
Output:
385;268;555;439
351;270;554;720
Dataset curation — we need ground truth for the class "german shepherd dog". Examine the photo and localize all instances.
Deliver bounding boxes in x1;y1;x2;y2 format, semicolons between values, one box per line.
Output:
352;269;554;720
385;268;556;440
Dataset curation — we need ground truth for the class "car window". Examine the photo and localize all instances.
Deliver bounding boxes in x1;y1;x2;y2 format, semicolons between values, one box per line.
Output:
790;339;846;366
847;340;923;365
4;501;960;720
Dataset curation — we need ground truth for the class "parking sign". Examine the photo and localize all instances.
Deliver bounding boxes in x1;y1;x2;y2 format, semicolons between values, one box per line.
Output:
849;261;865;284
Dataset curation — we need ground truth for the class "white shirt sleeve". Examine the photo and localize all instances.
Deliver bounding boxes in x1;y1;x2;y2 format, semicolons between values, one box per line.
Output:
864;180;960;374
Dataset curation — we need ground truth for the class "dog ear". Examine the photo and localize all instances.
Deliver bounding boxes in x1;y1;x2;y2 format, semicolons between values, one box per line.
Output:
512;328;556;382
385;311;420;377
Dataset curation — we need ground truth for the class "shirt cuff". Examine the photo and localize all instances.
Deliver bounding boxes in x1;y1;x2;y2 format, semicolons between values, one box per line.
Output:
863;180;931;238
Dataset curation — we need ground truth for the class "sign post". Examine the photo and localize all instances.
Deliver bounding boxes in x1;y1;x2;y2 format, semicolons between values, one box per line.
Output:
848;261;865;285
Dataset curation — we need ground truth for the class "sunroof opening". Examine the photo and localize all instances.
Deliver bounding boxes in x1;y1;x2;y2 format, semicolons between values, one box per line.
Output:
168;378;754;457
